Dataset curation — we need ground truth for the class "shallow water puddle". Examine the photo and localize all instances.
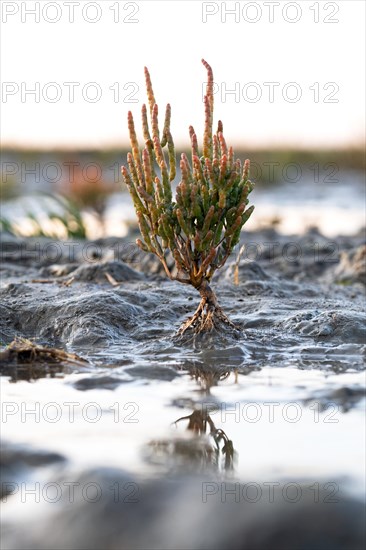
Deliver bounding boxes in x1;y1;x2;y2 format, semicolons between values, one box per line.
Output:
2;364;365;500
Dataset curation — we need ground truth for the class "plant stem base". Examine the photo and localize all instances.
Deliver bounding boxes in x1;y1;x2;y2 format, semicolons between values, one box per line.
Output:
176;281;238;337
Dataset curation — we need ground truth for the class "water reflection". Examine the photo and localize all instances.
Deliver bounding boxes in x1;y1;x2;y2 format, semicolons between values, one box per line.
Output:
173;409;235;471
146;366;241;473
147;408;236;473
177;359;261;393
0;362;67;383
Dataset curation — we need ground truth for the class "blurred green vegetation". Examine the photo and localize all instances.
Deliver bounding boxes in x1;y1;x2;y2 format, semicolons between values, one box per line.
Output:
245;148;365;185
189;147;365;185
0;193;87;239
1;147;364;238
1;150;122;237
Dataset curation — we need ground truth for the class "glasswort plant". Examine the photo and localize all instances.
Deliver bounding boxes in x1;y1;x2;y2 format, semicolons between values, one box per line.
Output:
121;60;255;336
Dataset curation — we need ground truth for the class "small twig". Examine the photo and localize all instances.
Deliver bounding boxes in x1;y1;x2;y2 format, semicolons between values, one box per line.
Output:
62;276;75;287
105;272;121;287
233;244;245;285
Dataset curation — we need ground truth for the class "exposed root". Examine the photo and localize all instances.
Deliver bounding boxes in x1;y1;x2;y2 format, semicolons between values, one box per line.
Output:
176;280;238;338
177;302;236;336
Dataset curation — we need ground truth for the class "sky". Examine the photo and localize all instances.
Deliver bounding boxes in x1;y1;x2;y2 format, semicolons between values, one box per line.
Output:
1;0;365;149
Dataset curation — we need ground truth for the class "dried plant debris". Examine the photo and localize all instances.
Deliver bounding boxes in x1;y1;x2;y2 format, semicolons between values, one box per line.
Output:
0;336;87;366
0;338;88;381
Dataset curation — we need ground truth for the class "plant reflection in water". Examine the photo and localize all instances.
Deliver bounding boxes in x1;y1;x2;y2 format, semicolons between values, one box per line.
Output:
146;365;244;473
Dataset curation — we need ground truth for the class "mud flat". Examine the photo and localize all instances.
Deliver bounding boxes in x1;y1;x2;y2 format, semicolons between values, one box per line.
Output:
1;227;365;549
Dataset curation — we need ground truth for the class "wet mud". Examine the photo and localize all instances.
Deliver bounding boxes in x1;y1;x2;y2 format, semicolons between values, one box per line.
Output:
1;227;365;549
